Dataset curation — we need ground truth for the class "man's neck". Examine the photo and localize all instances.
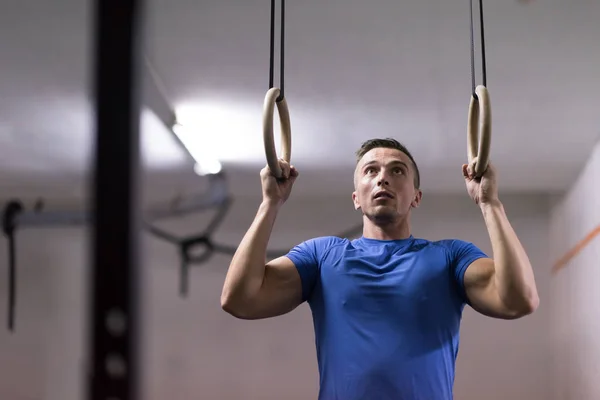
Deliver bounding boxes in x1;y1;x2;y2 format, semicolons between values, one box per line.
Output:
362;217;411;241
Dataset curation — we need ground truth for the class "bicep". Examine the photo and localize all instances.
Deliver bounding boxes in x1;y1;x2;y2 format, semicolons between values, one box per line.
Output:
463;258;516;319
248;256;304;319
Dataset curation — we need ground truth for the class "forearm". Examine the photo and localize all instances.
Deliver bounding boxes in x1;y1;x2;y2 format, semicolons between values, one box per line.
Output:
221;200;281;306
480;200;539;312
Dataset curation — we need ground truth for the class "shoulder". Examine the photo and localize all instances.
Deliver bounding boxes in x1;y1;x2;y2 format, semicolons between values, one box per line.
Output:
395;237;458;254
410;238;488;263
298;235;347;251
305;235;347;247
430;238;484;252
287;236;348;262
430;238;489;267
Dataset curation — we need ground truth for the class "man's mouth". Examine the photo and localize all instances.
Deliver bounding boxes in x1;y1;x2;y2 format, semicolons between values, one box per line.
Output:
373;191;394;200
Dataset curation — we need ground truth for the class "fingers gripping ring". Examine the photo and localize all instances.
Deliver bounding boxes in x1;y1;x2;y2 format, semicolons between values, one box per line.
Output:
262;87;292;179
467;85;492;178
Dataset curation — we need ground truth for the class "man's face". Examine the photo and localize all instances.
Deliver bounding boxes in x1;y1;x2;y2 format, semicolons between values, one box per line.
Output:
352;147;422;224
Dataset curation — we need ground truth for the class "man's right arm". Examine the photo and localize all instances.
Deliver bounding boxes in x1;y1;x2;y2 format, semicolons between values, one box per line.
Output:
220;200;304;319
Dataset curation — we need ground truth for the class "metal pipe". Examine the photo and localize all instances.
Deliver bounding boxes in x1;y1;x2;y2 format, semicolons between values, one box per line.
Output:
11;175;228;229
16;210;90;227
88;0;145;398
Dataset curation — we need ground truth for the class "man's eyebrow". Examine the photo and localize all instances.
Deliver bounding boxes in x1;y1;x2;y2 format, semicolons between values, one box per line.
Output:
388;160;409;168
362;160;409;168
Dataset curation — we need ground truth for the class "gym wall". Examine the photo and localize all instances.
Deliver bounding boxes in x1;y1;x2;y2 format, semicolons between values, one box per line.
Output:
0;192;553;400
549;139;600;400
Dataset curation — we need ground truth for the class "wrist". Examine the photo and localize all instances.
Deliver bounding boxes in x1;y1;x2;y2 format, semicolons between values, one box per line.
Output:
479;198;503;212
260;198;283;212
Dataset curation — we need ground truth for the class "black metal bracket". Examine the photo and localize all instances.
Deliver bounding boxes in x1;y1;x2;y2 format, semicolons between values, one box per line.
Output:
179;235;213;297
2;200;24;332
0;170;231;332
144;193;233;297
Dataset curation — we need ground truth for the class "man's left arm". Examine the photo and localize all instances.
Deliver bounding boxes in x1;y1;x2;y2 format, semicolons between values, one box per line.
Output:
464;200;540;319
461;162;540;319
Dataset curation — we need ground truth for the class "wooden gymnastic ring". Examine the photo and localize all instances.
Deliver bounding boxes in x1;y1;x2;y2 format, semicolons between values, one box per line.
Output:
467;85;492;178
262;87;292;179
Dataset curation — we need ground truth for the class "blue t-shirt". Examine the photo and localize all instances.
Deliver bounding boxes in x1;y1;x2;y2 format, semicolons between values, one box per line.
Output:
285;235;488;400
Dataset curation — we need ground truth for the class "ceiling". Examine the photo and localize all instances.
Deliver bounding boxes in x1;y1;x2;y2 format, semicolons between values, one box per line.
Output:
0;0;599;205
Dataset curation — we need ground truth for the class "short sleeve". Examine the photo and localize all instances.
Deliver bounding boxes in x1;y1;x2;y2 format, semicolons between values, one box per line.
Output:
448;239;489;302
285;238;323;302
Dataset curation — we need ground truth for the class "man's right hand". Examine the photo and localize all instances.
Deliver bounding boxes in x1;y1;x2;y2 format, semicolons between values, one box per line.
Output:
260;158;298;206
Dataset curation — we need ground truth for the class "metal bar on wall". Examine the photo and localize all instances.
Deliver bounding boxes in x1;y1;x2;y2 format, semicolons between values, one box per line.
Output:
12;175;229;229
88;0;145;398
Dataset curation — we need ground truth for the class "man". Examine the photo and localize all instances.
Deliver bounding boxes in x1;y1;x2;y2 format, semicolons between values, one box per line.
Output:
221;138;539;400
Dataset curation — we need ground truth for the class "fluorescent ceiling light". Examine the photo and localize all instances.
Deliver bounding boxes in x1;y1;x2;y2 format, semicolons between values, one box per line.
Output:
141;108;189;168
173;102;267;165
172;121;222;176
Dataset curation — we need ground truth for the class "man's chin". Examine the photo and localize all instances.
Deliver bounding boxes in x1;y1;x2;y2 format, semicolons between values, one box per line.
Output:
365;208;398;224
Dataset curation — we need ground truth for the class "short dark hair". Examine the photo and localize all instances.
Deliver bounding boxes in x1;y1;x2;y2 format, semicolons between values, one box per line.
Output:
355;138;421;189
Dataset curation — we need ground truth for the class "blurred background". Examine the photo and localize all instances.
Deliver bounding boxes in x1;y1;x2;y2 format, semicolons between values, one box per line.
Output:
0;0;599;399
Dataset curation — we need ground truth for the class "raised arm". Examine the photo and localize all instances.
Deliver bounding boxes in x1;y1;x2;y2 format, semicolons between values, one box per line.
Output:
461;162;539;319
220;160;303;320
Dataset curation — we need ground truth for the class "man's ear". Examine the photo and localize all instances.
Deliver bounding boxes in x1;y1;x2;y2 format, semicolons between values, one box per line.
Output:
411;189;423;208
352;191;361;210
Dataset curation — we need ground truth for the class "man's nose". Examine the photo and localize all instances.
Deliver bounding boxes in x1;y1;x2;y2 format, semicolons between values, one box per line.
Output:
377;173;390;186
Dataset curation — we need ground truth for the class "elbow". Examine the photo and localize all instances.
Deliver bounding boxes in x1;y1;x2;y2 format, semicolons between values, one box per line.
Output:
522;286;541;315
220;291;240;317
220;296;242;318
524;294;540;315
220;282;243;317
220;293;232;312
507;294;540;319
220;293;257;320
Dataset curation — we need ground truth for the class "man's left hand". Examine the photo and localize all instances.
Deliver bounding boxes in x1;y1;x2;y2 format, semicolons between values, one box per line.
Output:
462;158;499;206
